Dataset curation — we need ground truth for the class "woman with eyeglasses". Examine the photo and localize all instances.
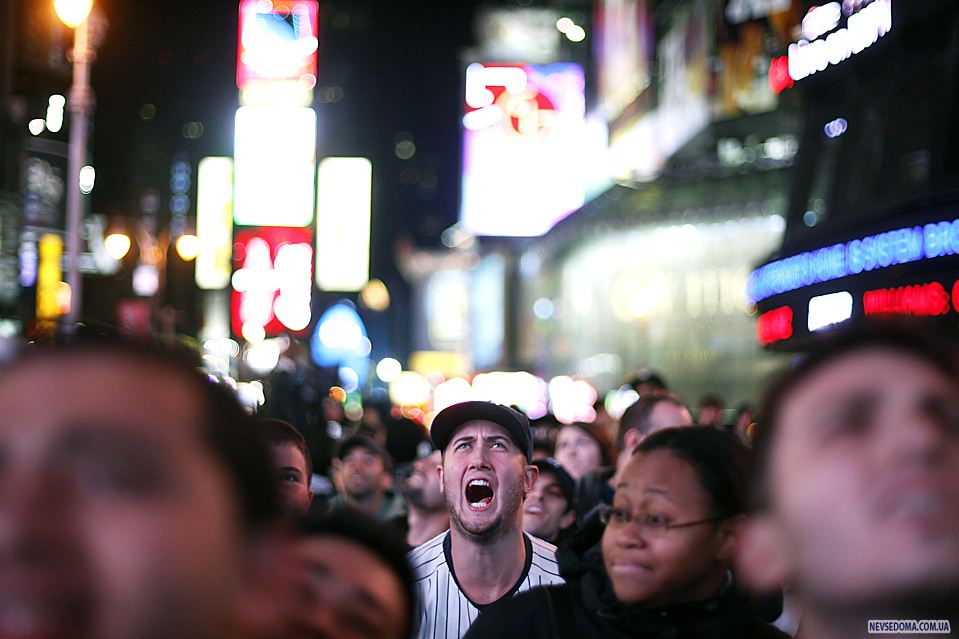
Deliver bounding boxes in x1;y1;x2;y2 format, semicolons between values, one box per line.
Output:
463;426;787;639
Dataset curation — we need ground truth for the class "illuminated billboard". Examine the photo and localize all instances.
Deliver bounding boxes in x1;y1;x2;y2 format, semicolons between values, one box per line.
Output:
315;158;371;292
460;62;586;237
233;106;316;227
237;0;319;106
231;226;313;337
196;157;234;289
594;0;652;125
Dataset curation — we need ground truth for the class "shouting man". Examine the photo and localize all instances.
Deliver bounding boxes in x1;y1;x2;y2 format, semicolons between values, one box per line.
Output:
409;401;563;639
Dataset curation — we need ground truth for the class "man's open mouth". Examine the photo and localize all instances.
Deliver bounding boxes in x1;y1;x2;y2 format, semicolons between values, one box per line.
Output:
465;478;494;510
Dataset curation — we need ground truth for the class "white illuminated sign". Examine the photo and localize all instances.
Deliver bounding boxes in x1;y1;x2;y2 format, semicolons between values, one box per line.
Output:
807;291;853;332
315;158;371;291
233;107;316;227
748;217;959;303
460;62;586;237
802;3;841;40
196;157;234;289
788;0;892;82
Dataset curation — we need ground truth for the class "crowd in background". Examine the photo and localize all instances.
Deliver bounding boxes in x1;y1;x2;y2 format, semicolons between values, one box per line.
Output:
0;317;957;639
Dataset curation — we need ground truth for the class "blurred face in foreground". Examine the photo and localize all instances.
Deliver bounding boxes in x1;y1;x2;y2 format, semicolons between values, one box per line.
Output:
602;450;737;608
754;348;959;608
288;536;407;639
0;354;249;639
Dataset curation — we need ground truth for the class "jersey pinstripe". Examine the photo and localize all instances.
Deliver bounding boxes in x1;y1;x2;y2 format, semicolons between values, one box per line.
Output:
409;530;564;639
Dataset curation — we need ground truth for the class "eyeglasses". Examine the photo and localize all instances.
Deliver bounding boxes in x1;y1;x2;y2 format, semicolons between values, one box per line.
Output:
598;504;724;537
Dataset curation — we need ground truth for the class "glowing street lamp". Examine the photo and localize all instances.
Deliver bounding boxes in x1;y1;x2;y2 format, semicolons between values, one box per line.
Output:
55;0;100;329
54;0;93;27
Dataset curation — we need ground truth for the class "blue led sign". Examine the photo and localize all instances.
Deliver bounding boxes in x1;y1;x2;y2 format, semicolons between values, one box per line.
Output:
748;218;959;303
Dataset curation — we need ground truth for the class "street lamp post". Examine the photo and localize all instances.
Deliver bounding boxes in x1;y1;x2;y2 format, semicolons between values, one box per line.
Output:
55;0;95;330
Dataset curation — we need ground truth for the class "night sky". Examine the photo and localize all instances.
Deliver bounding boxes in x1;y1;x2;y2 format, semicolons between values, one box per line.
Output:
89;0;487;263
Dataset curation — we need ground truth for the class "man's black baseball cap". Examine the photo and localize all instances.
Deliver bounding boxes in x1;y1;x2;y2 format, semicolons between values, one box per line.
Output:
430;401;533;460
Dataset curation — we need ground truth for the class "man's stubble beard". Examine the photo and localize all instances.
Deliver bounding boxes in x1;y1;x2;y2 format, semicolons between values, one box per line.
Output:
446;478;526;543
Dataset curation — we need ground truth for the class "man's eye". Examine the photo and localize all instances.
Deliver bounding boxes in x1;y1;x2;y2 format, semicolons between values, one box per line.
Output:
610;508;631;523
490;441;505;449
73;459;165;497
455;441;470;450
923;396;959;434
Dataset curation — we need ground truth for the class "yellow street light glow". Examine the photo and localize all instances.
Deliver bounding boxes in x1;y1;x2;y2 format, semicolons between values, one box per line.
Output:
54;0;94;28
175;233;200;261
103;232;131;260
360;278;390;311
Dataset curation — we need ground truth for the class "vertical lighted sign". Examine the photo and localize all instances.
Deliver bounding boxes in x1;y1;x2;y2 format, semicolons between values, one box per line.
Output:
460;63;586;237
233;106;316;227
196;157;234;289
231;226;313;337
36;233;65;327
237;0;319;107
315;158;371;292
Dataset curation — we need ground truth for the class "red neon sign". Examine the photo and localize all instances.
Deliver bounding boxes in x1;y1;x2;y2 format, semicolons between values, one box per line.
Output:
768;56;794;94
863;282;950;317
757;306;793;345
231;227;313;337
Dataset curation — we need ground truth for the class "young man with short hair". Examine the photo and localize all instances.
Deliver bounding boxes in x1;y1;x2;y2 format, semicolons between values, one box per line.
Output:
739;321;959;638
329;434;405;522
409;401;564;639
258;418;313;515
523;457;576;544
576;391;693;520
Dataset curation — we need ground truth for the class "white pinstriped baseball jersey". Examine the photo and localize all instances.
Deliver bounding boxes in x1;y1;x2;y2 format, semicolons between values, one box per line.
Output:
409;530;564;639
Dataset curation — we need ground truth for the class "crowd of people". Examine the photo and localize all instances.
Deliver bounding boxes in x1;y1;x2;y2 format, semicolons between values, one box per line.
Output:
0;318;957;639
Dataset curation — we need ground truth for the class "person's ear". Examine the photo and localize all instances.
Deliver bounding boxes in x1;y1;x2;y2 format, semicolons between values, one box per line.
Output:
523;464;539;496
437;463;446;496
559;509;576;530
714;513;747;562
623;428;643;453
735;514;793;594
